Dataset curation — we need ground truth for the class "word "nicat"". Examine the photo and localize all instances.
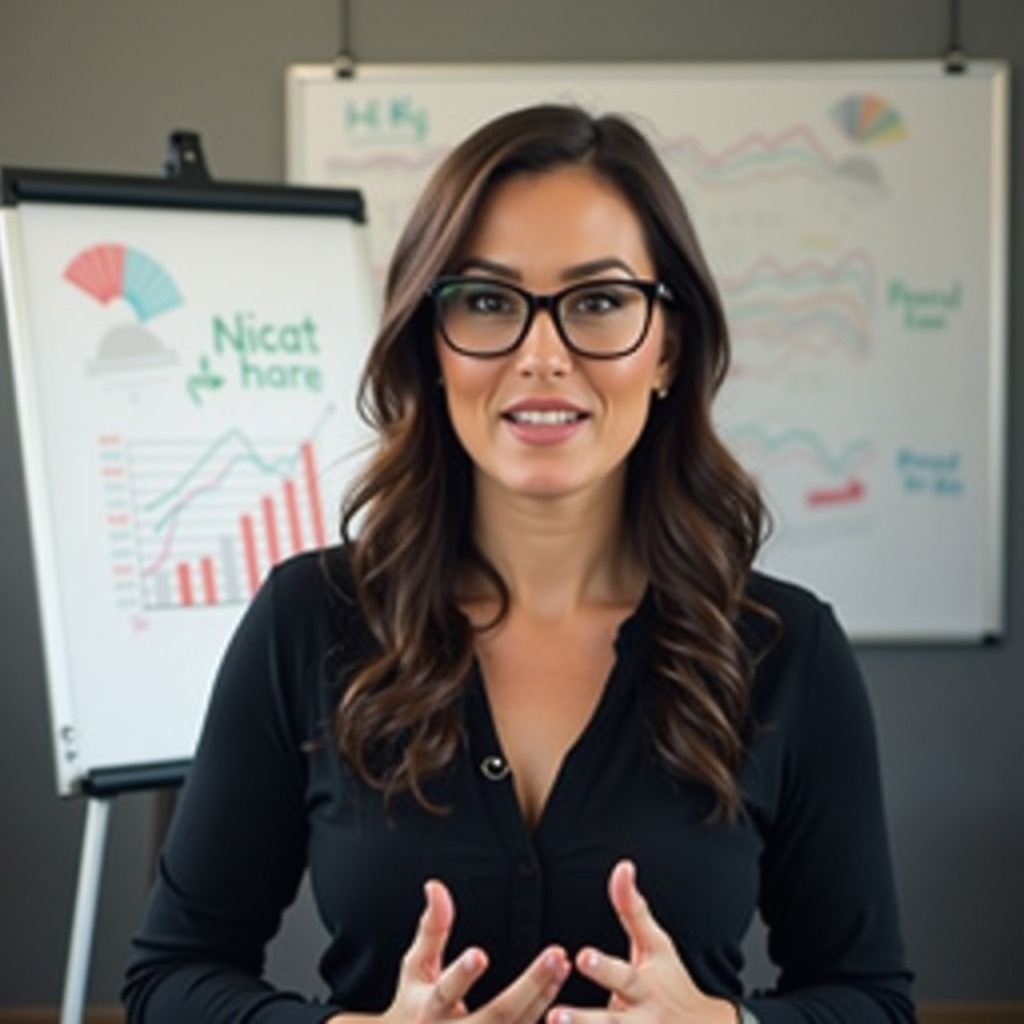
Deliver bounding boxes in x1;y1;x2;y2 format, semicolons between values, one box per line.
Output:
212;312;321;354
887;280;962;331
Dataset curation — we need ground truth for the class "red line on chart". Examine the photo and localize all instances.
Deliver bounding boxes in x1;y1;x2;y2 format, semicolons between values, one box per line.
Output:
807;478;866;507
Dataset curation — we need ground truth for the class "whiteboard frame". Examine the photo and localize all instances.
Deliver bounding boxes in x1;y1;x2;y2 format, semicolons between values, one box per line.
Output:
285;59;1010;645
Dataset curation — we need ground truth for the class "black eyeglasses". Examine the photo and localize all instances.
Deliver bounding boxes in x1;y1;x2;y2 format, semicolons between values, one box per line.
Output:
426;276;672;359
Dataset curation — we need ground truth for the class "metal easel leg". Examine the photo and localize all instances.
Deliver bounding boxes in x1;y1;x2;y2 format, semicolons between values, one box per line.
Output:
60;796;112;1024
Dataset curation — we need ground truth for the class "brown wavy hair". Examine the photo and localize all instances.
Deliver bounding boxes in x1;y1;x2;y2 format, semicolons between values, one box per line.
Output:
337;104;773;820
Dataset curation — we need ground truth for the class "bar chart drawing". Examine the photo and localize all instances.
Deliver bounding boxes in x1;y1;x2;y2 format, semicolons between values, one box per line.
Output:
100;424;336;612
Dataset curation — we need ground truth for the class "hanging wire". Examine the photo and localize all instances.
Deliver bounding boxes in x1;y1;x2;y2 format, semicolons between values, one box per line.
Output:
945;0;966;74
333;0;356;78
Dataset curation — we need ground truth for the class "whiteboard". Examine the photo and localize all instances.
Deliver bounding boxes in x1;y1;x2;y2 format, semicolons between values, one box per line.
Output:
0;172;377;794
286;61;1009;643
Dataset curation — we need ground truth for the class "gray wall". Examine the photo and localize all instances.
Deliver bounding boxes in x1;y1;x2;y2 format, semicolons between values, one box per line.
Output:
1;0;1021;1008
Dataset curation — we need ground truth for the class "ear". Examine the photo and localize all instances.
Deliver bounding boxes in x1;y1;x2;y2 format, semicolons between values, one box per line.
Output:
654;311;682;396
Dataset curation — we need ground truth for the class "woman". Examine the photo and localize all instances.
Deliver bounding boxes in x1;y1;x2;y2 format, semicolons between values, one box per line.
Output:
123;105;915;1024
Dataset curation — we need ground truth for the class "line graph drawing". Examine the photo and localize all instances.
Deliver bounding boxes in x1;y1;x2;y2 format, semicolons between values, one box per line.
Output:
99;408;337;611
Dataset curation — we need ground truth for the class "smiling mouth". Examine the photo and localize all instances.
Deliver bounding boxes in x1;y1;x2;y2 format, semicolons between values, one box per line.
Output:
503;410;588;426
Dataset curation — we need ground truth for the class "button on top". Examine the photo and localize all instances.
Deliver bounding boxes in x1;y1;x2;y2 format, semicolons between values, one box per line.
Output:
480;754;510;781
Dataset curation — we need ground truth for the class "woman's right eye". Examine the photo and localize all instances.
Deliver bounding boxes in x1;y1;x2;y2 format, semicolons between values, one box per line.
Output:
463;288;515;315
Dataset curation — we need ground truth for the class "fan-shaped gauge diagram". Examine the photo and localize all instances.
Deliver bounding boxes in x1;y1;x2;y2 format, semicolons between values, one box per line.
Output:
64;244;183;321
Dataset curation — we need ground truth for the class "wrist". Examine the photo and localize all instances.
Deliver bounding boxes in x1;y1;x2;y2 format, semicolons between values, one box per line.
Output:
702;997;742;1024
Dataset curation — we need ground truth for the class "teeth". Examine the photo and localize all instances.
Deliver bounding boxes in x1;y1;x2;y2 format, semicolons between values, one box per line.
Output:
508;410;583;425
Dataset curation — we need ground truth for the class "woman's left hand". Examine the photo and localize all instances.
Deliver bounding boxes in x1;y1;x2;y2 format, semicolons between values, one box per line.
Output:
547;859;736;1024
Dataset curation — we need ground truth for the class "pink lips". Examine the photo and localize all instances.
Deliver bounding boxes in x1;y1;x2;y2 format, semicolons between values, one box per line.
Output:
500;398;590;446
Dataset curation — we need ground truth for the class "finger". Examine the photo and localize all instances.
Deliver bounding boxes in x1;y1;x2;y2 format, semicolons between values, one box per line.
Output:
575;946;647;1006
482;946;570;1024
402;879;456;983
547;1009;617;1024
429;946;489;1014
607;859;671;958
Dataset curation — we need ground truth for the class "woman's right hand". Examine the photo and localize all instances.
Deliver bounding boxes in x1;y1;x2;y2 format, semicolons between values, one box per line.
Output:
328;879;571;1024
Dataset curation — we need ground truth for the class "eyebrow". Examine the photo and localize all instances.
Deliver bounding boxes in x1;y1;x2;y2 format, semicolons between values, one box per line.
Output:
456;256;639;281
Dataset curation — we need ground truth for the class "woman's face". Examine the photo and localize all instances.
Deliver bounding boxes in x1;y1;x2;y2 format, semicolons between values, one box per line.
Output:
435;165;674;513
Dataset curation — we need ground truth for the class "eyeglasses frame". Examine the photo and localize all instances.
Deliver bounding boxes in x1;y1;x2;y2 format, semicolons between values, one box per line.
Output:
426;275;674;360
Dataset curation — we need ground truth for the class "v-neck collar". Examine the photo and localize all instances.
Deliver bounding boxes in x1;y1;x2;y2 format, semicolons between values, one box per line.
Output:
462;590;653;848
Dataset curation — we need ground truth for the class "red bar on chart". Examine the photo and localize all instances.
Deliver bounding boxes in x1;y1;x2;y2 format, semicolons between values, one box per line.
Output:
284;478;303;554
240;513;261;596
262;495;281;566
301;441;327;548
176;562;195;607
200;556;218;605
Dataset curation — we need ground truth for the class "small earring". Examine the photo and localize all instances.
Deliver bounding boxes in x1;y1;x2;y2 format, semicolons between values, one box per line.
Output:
655;385;669;400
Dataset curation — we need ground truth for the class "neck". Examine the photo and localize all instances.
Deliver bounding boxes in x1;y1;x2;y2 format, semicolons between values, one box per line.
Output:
465;476;645;620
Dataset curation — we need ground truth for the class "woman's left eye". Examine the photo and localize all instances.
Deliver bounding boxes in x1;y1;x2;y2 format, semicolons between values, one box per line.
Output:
571;289;621;315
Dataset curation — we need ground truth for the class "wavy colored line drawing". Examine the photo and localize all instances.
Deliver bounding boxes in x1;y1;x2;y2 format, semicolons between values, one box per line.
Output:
726;423;873;478
720;252;876;374
324;145;450;175
727;299;872;377
64;244;183;322
659;124;836;182
323;123;867;193
657;124;883;192
717;251;876;306
729;293;871;341
830;94;908;145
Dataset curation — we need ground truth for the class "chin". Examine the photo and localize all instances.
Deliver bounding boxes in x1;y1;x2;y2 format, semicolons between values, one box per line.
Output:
501;474;591;500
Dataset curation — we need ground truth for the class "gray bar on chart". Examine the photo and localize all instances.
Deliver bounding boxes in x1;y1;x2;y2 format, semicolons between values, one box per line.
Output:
220;535;241;604
153;568;171;609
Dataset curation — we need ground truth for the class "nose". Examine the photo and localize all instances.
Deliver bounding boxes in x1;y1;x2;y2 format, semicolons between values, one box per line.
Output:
514;305;572;377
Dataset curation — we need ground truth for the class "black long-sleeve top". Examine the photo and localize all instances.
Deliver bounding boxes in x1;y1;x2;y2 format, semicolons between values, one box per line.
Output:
123;548;915;1023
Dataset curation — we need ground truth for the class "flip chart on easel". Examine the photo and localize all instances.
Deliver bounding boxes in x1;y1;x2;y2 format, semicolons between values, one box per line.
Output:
0;167;376;794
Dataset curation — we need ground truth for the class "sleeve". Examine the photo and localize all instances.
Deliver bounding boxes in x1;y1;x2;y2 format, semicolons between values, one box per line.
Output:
121;562;345;1024
746;601;916;1024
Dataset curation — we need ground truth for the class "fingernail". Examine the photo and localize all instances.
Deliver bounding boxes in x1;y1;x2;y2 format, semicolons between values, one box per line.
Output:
461;949;481;972
583;949;599;971
557;1011;573;1024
